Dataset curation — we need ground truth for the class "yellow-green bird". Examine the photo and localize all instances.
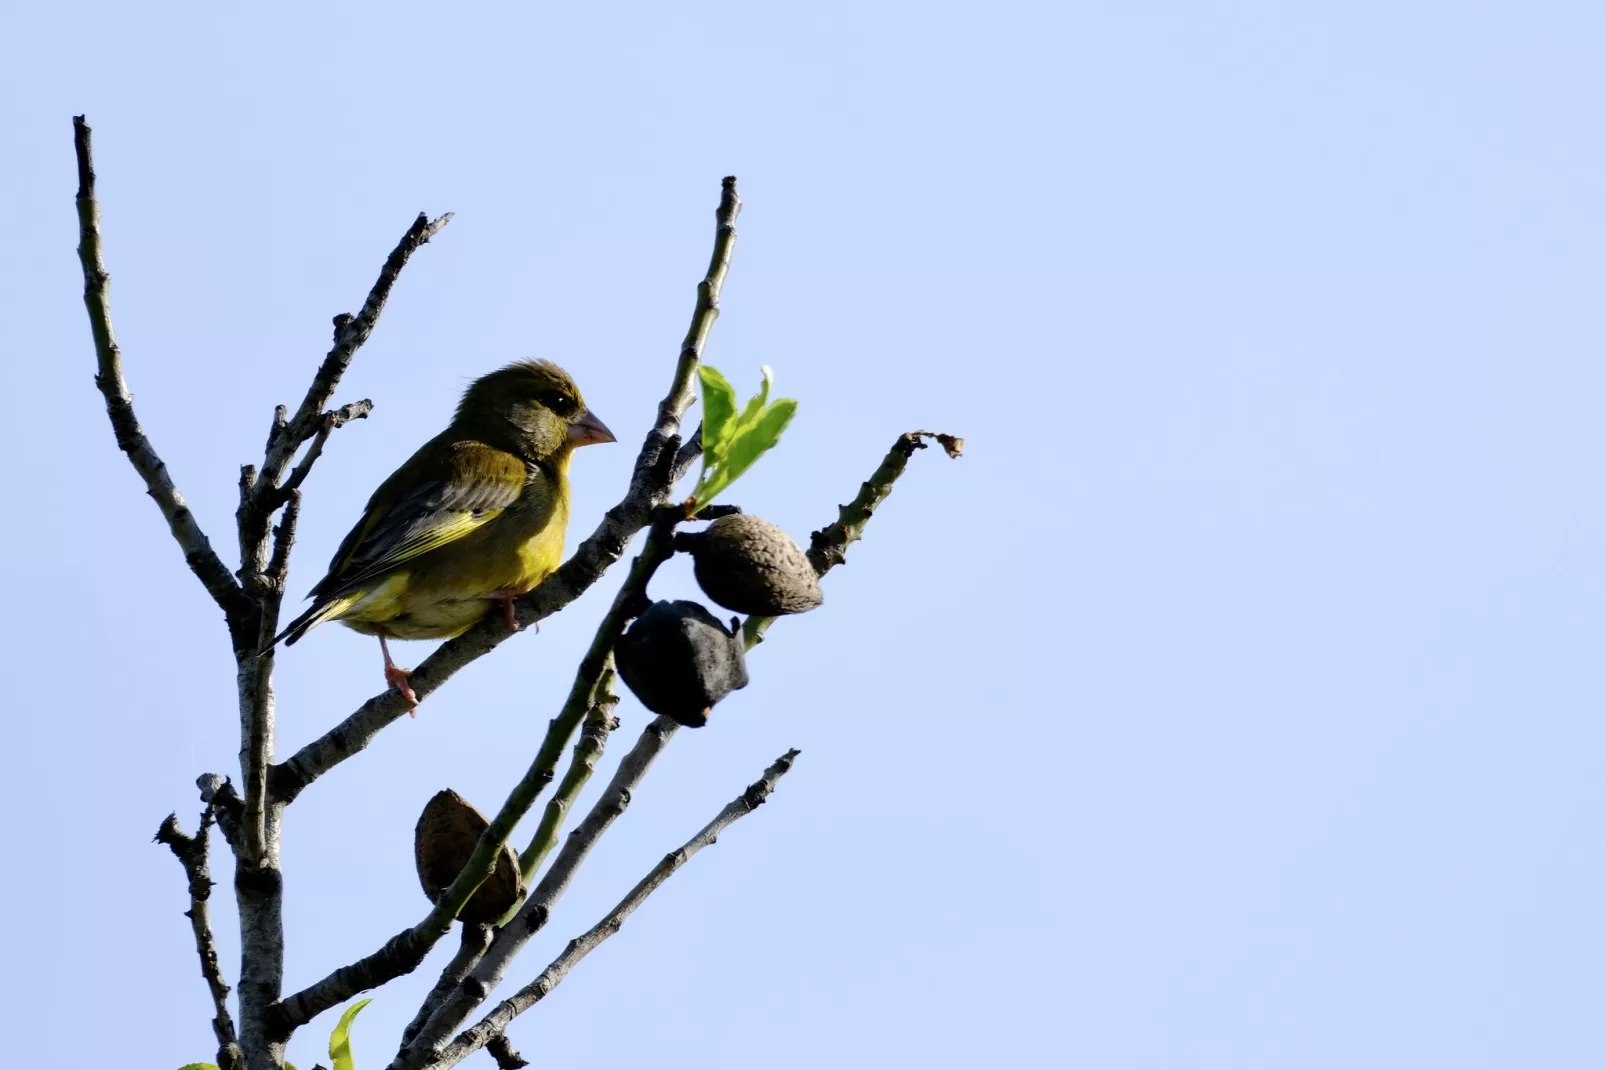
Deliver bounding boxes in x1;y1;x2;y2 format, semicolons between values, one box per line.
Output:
267;360;615;707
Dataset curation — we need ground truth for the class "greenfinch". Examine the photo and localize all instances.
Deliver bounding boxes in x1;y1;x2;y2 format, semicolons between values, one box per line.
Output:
267;360;615;706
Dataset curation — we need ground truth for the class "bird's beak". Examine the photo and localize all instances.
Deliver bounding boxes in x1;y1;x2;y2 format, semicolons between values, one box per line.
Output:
568;410;616;448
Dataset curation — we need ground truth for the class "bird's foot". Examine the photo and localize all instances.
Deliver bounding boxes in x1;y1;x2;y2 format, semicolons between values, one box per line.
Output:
386;663;419;714
379;635;419;715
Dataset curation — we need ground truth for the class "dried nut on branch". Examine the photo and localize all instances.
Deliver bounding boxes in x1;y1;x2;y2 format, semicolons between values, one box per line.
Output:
677;514;823;616
415;791;524;924
615;601;749;727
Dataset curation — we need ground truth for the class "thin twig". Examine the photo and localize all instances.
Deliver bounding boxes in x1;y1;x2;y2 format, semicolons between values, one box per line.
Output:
427;750;801;1070
397;924;493;1054
267;491;302;586
269;177;742;806
280;399;374;497
259;219;450;491
237;213;447;597
394;716;681;1069
660;175;741;430
517;669;621;888
743;429;964;649
156;808;244;1070
73;115;248;626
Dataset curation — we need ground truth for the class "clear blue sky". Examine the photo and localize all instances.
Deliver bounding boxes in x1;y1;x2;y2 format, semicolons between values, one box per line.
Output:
5;2;1606;1067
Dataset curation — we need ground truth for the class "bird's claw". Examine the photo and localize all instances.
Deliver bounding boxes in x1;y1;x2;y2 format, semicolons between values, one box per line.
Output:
385;664;419;715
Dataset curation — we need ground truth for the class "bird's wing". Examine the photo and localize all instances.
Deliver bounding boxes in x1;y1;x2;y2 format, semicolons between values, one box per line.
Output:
310;439;528;598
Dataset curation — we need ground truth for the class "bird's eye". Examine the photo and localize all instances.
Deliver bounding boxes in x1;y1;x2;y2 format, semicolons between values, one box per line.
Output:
540;390;575;415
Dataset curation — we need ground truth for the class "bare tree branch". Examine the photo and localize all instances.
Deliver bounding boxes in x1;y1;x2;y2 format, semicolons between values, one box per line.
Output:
237;213;449;609
517;671;621;886
156;807;244;1070
279;398;374;498
485;1036;529;1070
267;491;302;587
73;115;248;625
744;429;964;648
660;175;741;431
268;176;742;806
393;682;618;1065
427;750;801;1070
394;715;682;1069
258;216;451;493
397;924;493;1055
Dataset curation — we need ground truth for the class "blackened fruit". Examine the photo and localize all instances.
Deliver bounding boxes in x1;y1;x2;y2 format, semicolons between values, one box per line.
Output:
615;599;750;727
414;789;523;923
680;514;823;616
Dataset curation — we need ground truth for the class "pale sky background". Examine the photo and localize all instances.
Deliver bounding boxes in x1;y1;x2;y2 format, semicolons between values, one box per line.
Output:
5;2;1606;1067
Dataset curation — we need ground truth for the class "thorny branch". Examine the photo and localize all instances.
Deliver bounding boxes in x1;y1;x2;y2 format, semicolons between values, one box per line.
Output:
156;807;243;1070
429;750;801;1069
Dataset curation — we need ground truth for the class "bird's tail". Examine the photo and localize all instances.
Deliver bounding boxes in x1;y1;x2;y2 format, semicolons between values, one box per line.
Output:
257;595;355;657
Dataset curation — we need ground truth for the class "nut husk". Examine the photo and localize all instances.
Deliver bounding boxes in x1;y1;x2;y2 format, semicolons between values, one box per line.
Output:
414;789;523;923
681;513;823;616
615;599;749;727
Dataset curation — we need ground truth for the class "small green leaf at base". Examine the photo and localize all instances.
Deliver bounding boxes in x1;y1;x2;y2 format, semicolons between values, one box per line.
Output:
692;364;797;509
329;997;372;1070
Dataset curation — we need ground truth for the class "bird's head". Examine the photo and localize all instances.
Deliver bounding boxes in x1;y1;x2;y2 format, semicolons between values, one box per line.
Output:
455;360;615;462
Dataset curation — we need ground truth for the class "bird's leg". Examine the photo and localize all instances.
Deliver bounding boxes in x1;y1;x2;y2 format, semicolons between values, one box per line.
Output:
379;635;419;714
488;589;536;634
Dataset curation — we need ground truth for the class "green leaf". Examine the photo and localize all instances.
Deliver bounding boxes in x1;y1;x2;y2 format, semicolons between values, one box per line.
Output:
733;364;774;434
698;365;739;461
688;366;800;509
329;997;372;1070
722;398;797;489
